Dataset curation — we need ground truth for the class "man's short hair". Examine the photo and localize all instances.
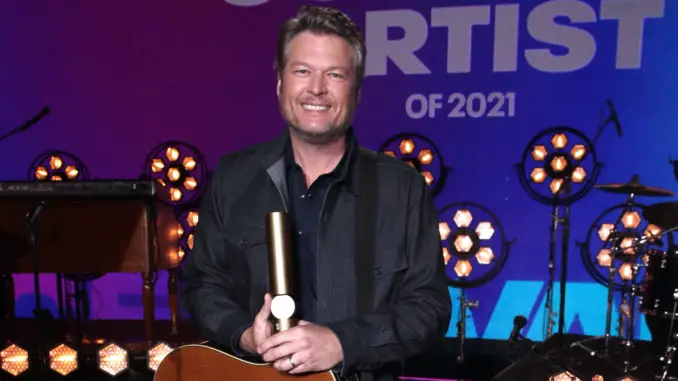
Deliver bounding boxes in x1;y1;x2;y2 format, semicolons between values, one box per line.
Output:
275;5;366;90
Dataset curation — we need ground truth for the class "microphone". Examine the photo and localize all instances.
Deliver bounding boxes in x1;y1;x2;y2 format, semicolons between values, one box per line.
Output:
265;211;298;332
508;315;527;348
605;99;623;137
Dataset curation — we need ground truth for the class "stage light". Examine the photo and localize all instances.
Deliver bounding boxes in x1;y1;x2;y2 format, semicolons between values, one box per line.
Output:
0;344;29;376
578;200;662;345
516;126;603;339
517;126;601;206
439;202;512;288
27;150;90;181
549;371;581;380
148;342;173;371
437;201;513;363
143;141;208;206
97;342;129;376
49;343;78;376
379;132;450;197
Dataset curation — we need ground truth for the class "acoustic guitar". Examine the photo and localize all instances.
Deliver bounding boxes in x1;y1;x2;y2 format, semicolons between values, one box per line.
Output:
154;212;340;381
153;341;338;381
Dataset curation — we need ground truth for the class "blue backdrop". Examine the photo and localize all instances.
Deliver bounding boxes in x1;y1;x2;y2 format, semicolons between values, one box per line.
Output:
1;0;676;342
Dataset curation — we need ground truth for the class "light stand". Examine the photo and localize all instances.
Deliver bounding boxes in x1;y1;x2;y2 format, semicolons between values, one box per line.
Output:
456;288;479;363
516;126;602;340
438;201;513;365
142;140;209;337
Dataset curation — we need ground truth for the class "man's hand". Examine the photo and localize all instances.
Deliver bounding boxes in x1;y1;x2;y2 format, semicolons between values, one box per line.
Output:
238;294;273;354
258;320;344;374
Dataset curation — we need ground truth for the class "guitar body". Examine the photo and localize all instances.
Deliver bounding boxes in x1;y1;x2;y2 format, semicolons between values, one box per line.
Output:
153;343;337;381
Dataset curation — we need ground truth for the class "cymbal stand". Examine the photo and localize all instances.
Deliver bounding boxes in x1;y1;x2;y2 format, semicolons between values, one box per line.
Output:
620;264;641;374
657;296;678;380
571;193;636;356
456;288;479;364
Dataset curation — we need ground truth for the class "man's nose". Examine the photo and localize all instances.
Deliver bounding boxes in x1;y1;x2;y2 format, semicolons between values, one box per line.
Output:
308;74;328;95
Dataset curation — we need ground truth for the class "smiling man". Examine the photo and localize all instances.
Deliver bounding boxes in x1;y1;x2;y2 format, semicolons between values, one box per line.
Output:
179;5;451;381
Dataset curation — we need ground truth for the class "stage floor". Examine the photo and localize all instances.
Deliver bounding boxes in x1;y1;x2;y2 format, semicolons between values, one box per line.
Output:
0;318;669;381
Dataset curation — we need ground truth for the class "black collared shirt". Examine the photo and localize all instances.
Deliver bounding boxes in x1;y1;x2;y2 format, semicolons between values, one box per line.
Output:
284;139;350;322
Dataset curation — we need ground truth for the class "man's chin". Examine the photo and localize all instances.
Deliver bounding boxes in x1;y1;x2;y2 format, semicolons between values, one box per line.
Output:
288;123;348;145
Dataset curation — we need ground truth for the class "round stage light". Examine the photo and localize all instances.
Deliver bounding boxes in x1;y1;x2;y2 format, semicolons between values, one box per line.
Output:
143;141;208;206
27;150;90;181
580;201;663;292
379;132;450;197
516;126;602;206
438;202;513;288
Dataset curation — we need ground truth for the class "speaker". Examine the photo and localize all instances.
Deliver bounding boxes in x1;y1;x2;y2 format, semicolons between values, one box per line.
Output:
491;334;661;381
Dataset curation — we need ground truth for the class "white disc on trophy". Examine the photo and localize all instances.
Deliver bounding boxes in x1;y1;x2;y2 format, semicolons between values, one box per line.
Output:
270;295;296;320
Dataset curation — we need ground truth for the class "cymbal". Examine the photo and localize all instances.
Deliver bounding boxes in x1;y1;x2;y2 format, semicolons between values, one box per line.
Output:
643;202;678;229
594;174;675;197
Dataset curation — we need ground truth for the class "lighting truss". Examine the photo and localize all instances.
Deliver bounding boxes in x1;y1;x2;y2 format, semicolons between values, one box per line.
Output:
438;201;513;363
28;149;90;181
516;126;603;339
378;132;449;197
143;140;208;206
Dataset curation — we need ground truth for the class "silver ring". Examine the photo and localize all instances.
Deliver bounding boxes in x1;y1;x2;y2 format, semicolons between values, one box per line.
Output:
289;356;296;368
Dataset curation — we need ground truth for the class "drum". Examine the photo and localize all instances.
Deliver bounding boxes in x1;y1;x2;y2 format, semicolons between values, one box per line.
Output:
641;248;678;318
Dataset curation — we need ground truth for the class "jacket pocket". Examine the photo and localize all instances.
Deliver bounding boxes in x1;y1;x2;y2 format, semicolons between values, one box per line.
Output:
372;248;408;315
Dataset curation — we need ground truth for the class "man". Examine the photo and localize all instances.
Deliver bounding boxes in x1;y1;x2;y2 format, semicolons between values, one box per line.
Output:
179;5;451;381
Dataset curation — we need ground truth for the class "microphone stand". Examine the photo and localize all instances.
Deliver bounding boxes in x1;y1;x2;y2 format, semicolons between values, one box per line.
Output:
0;106;50;330
0;106;50;144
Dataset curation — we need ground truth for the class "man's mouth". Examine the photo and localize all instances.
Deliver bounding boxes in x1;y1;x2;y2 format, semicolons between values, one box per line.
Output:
301;103;330;111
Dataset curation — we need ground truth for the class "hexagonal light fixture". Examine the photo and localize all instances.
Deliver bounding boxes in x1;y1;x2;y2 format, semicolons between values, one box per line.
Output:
597;223;615;241
49;343;78;376
454;209;473;228
97;342;129;376
1;344;29;376
531;145;548;160
551;133;568;150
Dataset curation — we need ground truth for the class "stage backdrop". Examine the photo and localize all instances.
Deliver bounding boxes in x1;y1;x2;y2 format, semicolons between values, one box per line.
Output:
1;0;676;342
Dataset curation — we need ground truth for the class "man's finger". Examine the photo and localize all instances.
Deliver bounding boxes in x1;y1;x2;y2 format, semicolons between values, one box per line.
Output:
258;328;298;353
255;293;271;323
298;320;311;326
261;341;304;363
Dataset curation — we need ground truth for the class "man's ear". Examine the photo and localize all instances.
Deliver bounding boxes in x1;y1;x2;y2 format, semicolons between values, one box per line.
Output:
276;77;281;98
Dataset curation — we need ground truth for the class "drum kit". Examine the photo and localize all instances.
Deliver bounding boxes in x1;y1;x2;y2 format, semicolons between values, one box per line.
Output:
570;174;678;380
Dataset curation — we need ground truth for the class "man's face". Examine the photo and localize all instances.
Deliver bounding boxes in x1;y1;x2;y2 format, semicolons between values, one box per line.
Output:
277;31;358;144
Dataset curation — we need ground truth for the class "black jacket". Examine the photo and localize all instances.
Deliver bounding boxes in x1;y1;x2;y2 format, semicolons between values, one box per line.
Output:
179;128;451;380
